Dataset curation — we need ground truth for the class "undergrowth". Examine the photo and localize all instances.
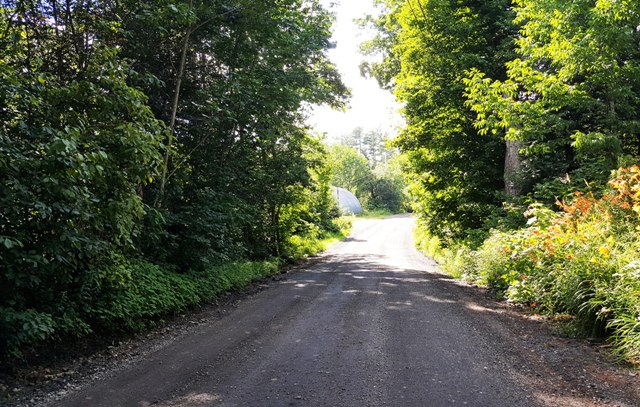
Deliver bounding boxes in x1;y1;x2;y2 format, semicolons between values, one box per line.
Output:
415;165;640;365
90;260;281;333
1;217;353;363
357;209;394;219
285;216;353;260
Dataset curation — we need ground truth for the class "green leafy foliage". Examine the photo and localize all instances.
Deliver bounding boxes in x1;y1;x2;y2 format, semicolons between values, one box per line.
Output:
0;309;56;358
328;131;407;213
383;0;640;364
90;260;280;333
285;216;352;261
465;0;640;203
413;222;478;280
328;145;372;196
365;0;515;240
367;154;407;213
418;168;640;364
119;0;349;262
0;1;164;357
0;0;349;360
339;127;396;169
450;167;640;362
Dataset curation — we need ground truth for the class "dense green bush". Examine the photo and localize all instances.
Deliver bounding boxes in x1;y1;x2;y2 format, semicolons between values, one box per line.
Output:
90;260;280;333
0;0;348;362
284;216;353;261
0;259;281;358
0;47;164;357
367;177;404;213
90;262;201;332
439;166;640;363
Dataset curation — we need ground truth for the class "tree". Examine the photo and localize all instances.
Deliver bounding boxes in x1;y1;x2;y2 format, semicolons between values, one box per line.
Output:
328;145;373;196
363;0;516;240
465;0;640;203
0;0;349;357
116;0;348;264
368;154;407;212
0;1;164;354
340;127;395;169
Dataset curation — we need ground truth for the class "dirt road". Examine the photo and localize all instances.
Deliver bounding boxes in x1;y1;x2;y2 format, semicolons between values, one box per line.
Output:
51;216;639;406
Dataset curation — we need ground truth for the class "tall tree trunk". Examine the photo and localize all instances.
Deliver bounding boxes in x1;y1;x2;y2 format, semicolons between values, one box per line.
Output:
154;25;192;207
153;5;241;207
504;138;524;197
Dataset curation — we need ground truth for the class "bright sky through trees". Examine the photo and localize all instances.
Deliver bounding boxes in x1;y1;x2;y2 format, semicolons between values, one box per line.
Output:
307;0;402;141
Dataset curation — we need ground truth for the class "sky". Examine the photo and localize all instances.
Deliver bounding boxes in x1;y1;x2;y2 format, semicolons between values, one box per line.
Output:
306;0;403;142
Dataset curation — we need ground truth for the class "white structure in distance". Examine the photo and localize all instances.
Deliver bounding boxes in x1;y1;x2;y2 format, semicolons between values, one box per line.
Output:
332;186;362;215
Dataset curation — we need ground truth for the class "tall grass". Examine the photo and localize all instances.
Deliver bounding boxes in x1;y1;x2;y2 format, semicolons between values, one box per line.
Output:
284;216;353;260
86;260;281;333
416;166;640;365
414;225;477;281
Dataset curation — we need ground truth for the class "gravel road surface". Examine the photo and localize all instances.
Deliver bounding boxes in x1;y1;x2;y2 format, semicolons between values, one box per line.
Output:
48;216;639;407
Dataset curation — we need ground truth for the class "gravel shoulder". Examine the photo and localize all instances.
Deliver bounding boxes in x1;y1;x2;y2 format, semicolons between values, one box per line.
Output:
2;216;639;407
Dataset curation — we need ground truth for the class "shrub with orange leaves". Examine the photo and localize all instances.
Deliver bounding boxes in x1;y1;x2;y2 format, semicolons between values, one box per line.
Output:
469;165;640;364
606;165;640;215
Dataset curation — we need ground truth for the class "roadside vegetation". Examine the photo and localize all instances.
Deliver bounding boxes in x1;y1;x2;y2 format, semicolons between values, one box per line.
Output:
0;0;350;364
366;0;640;364
328;127;409;215
358;209;395;219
